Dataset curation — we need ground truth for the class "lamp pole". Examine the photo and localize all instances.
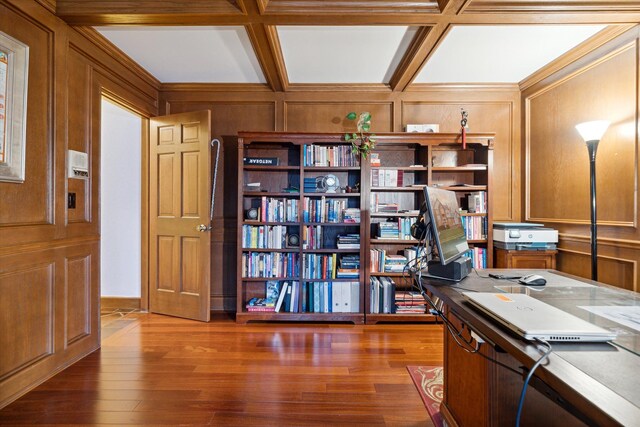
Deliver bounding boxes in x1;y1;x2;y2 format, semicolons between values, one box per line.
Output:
576;120;609;282
586;139;599;281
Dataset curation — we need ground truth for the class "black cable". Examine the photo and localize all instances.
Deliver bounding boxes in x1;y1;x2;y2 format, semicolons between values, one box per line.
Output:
515;338;553;427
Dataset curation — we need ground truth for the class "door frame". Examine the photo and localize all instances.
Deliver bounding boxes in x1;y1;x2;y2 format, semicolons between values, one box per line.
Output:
100;91;151;312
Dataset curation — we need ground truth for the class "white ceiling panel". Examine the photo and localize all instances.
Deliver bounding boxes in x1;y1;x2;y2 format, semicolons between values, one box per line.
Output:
277;26;418;84
414;25;606;84
95;26;266;83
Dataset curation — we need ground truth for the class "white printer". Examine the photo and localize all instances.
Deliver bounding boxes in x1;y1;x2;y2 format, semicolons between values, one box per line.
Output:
493;222;558;250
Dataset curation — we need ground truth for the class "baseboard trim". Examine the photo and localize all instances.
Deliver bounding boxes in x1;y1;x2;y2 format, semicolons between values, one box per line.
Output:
101;297;141;311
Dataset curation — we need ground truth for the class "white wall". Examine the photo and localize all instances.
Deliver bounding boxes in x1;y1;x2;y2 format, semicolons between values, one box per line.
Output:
100;99;142;297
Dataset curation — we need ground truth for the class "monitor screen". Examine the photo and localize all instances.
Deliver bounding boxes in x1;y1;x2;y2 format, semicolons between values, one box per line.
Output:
423;186;469;265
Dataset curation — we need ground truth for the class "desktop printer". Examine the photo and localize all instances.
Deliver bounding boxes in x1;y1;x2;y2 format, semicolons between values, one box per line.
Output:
493;222;558;250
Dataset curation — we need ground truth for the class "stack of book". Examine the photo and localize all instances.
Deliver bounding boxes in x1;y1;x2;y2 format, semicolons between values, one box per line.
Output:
343;208;361;223
377;221;400;239
336;254;360;278
370;153;381;167
384;254;407;273
337;234;360;249
394;291;427;314
303;177;318;193
245;297;276;312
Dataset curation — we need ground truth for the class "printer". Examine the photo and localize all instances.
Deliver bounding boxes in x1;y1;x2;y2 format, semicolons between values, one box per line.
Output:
493;222;558;250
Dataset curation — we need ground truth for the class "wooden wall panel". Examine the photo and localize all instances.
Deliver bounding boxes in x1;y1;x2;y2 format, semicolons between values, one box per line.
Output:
0;2;53;228
65;255;91;345
528;44;636;225
524;27;640;289
0;263;54;380
284;102;394;132
0;0;159;409
402;101;515;220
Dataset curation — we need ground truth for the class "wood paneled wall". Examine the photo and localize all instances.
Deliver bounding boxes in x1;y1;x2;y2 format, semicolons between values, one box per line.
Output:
524;26;640;291
160;85;521;310
0;0;159;408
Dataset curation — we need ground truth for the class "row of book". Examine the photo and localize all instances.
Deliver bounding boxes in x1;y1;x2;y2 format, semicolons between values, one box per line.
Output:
467;191;487;213
303;144;360;167
241;252;299;278
461;215;488;240
249;281;361;313
371;169;406;187
464;247;487;269
259;197;299;222
370;246;424;273
369;277;427;314
242;225;290;249
302;197;360;223
302;253;360;279
337;234;360;249
376;218;417;240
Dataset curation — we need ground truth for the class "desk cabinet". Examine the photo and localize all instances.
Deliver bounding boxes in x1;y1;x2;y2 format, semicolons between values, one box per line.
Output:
495;248;557;269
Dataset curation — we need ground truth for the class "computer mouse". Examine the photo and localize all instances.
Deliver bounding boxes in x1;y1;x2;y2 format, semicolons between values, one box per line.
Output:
519;274;547;286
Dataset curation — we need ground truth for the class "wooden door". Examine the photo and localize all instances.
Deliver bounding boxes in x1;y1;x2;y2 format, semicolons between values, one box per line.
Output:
149;110;211;321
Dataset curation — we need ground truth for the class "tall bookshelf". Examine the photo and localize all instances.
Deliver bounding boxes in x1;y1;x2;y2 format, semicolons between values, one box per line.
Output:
237;132;494;324
364;134;494;324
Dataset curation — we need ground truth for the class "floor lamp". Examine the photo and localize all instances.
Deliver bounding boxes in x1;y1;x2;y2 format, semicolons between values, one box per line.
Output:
575;120;610;281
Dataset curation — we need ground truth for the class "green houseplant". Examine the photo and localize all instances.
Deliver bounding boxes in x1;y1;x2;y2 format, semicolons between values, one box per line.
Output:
344;112;376;159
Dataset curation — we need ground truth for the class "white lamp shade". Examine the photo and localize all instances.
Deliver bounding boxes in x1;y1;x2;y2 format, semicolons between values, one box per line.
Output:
575;120;610;142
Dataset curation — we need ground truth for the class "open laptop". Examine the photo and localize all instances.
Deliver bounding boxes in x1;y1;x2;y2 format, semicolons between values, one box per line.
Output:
462;292;616;342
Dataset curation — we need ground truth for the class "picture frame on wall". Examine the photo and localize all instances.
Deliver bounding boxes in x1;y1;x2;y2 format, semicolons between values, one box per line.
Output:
0;31;29;183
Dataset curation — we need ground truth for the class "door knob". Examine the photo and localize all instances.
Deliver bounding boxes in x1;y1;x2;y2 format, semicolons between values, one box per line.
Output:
196;224;210;232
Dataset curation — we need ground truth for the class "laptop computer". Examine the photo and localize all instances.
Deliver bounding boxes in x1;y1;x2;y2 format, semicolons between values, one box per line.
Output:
462;292;616;342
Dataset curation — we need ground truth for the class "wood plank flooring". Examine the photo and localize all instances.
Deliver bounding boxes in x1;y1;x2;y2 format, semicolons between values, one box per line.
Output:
0;313;443;426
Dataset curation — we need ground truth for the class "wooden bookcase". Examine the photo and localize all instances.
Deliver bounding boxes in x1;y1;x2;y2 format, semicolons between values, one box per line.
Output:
236;132;494;324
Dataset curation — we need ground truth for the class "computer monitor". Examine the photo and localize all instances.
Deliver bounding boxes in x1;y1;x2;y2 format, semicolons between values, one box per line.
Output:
423;186;471;280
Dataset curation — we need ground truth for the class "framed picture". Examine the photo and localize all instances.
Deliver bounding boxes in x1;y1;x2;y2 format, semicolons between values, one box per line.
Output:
0;31;29;183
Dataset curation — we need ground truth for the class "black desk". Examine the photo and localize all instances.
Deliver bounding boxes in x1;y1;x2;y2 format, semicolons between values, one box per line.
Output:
420;269;640;427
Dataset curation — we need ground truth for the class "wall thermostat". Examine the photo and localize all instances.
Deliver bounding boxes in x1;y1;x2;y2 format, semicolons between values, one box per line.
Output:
67;150;89;179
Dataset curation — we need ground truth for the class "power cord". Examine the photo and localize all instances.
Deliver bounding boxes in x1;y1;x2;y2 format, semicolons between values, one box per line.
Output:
515;338;553;426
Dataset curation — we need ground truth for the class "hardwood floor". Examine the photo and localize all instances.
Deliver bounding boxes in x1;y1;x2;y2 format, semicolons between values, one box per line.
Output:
0;313;443;426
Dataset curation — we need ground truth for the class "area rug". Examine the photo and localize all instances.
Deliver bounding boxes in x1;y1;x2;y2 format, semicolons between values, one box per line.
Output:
407;366;444;427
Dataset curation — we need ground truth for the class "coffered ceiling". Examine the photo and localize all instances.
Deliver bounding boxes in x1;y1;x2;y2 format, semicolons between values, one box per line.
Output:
57;0;640;91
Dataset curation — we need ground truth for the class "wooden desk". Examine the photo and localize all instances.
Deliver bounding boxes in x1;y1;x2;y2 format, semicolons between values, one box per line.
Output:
420;269;640;427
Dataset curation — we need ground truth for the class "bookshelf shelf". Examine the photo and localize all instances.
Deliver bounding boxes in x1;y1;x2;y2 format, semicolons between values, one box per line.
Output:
243;165;300;171
237;131;494;325
244;191;301;197
371;187;425;192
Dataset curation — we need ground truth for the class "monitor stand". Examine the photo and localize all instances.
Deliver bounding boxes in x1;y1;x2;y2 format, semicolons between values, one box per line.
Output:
428;256;472;282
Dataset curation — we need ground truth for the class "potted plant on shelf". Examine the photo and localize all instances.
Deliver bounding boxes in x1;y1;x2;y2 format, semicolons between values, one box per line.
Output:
344;112;376;159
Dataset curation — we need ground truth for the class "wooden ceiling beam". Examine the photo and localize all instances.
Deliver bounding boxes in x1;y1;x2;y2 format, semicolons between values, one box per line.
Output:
389;24;451;91
245;23;287;91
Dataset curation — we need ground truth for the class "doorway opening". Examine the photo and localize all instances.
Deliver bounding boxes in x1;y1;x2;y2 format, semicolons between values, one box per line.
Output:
100;97;143;332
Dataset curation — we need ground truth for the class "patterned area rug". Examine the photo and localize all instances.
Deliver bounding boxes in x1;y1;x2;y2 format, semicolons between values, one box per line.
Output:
407;366;444;427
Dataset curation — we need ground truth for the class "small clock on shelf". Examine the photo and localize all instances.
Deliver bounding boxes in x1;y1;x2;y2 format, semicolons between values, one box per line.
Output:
316;174;340;193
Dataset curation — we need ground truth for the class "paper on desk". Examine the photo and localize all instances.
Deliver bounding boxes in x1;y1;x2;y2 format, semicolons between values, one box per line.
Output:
579;306;640;332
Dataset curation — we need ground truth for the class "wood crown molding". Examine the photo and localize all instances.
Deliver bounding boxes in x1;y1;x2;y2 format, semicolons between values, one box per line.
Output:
160;83;274;93
35;0;56;13
72;27;161;91
464;0;640;14
407;83;520;91
519;24;637;91
258;1;440;15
